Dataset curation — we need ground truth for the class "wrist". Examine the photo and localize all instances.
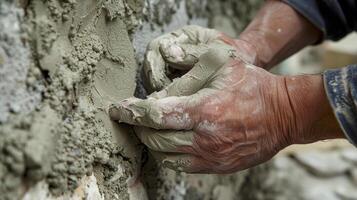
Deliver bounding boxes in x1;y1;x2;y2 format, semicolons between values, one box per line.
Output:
284;74;344;144
238;32;271;68
238;0;322;69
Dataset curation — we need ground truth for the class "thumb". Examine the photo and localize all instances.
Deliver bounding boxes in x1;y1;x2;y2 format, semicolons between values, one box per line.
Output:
159;42;209;70
150;46;235;99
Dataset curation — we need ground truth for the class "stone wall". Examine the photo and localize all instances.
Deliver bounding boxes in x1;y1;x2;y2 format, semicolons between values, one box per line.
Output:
241;143;357;200
0;0;263;199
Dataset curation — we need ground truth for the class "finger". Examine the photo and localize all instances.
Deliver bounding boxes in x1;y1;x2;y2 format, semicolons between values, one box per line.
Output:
178;25;220;44
110;47;234;128
149;47;234;99
143;32;187;92
109;48;234;128
151;151;218;173
134;127;194;153
143;25;220;92
159;42;209;70
143;45;171;92
151;151;193;172
154;151;262;174
143;26;200;92
109;95;201;130
109;87;220;130
150;151;198;173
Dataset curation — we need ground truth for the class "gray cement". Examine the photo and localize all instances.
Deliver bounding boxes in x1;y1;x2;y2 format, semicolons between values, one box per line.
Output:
0;0;43;123
0;0;265;200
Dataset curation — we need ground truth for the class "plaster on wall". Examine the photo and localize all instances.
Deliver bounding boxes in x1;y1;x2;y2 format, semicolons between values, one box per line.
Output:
0;0;263;199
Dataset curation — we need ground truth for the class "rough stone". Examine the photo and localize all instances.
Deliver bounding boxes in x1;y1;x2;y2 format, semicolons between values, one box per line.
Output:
212;185;234;200
241;147;357;200
0;0;265;199
0;0;42;123
293;150;351;177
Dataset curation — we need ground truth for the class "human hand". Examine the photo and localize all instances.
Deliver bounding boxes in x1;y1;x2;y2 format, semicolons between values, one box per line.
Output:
110;36;342;173
143;25;258;92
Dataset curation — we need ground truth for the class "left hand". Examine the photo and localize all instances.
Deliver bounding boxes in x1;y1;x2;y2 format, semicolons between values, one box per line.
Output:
109;27;342;174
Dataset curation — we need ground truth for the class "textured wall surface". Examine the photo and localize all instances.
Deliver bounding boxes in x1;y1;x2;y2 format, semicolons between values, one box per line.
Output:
0;0;264;199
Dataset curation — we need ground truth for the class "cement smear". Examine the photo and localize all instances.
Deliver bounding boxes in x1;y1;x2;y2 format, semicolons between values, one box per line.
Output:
1;0;144;199
0;0;43;123
0;0;264;199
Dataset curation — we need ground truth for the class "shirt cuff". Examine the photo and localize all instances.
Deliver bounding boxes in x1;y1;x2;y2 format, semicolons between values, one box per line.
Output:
324;65;357;146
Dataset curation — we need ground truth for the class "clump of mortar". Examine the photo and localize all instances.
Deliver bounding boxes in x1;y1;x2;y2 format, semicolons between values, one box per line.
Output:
28;0;143;197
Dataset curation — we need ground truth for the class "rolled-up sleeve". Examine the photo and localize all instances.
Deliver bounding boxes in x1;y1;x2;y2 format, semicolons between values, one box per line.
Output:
283;0;357;41
324;66;357;146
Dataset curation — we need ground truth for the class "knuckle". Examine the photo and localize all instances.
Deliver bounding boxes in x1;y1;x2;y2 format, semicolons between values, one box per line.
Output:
147;38;162;49
143;132;163;151
198;100;222;120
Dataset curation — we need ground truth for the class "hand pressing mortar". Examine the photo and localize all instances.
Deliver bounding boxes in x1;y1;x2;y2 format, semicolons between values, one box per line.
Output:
109;25;340;173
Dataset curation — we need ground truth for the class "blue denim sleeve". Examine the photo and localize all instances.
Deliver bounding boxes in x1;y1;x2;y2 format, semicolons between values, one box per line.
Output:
324;65;357;146
283;0;357;41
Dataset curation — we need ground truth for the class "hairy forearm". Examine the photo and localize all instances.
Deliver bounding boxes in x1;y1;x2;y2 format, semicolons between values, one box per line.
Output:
239;0;322;69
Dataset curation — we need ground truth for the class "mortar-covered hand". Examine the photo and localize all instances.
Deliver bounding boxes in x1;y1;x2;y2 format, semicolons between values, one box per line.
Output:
143;25;258;92
109;43;339;173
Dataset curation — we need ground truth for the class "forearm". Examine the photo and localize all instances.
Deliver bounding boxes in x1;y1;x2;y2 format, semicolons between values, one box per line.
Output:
284;74;344;144
239;0;322;69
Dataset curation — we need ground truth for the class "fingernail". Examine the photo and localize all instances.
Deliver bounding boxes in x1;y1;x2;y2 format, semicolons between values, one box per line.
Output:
162;160;183;172
160;41;185;62
108;105;119;120
168;44;185;61
108;98;139;122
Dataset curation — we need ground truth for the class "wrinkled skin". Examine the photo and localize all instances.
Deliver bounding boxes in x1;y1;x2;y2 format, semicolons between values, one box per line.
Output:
109;26;339;173
110;0;344;173
109;26;341;173
155;60;296;173
112;61;294;173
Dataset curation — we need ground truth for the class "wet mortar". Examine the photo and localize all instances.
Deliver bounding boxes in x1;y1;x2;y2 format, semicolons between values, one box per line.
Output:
0;0;264;199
